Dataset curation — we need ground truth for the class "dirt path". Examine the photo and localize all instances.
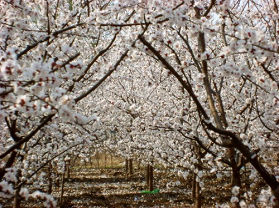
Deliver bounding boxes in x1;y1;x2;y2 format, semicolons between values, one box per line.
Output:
56;168;193;208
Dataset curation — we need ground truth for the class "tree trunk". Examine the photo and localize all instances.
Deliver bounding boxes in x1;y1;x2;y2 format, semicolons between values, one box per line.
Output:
192;173;201;208
110;154;113;167
229;148;241;187
231;167;241;208
195;177;201;208
13;187;21;208
48;163;52;194
125;159;129;177
192;173;196;200
146;164;154;190
137;160;141;170
231;167;241;187
59;164;66;205
104;152;107;168
129;159;133;176
13;170;22;208
194;144;202;208
66;162;70;179
149;165;154;191
89;156;93;167
96;152;100;168
146;164;150;187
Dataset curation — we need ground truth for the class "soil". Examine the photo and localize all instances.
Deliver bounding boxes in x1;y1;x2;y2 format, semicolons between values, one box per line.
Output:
57;168;193;208
1;165;266;207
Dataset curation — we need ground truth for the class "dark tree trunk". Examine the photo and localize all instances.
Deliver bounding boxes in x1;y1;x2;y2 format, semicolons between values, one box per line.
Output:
13;188;21;208
148;165;154;191
192;173;201;208
129;159;133;176
229;148;241;187
13;170;22;208
192;173;196;200
231;166;241;187
195;178;201;208
66;162;70;179
104;153;107;168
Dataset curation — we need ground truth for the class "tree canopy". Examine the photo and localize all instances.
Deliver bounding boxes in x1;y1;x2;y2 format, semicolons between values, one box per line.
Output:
1;0;279;207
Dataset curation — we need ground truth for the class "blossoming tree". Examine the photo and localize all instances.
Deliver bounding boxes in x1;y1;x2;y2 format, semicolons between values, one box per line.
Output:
93;0;279;207
1;0;279;208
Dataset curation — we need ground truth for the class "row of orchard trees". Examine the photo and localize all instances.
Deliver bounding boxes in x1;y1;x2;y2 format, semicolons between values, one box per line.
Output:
97;0;279;207
1;0;279;207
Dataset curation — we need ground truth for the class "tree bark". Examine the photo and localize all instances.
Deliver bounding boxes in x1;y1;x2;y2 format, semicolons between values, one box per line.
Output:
66;162;70;179
48;163;52;194
110;154;113;167
13;187;21;208
146;164;154;190
137;160;141;170
125;159;129;177
96;152;100;168
104;152;107;168
13;170;22;208
129;159;133;176
146;164;150;187
149;165;154;191
229;148;241;187
194;143;202;208
59;164;66;205
195;177;201;208
192;173;196;200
